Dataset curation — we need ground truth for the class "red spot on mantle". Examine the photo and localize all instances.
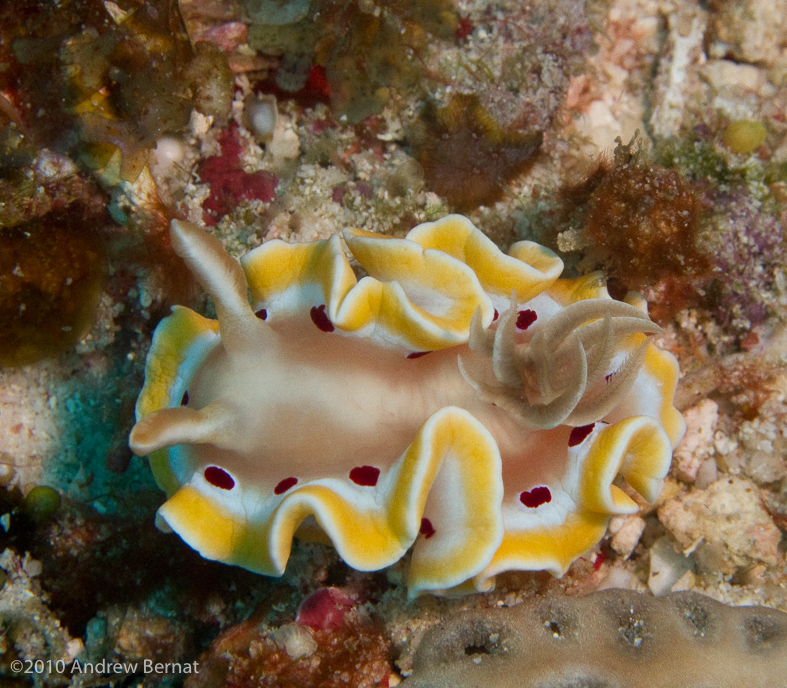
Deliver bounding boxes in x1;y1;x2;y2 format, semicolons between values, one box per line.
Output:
274;477;298;495
310;304;334;332
419;518;436;539
254;308;268;320
296;587;356;631
349;466;380;487
493;308;499;321
568;423;595;447
519;486;551;508
204;466;235;490
516;309;537;330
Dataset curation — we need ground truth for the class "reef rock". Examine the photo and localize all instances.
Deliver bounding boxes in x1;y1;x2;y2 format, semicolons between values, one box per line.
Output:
402;589;787;688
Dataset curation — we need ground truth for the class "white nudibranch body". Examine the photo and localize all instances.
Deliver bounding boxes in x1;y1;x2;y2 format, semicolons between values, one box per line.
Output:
130;215;685;596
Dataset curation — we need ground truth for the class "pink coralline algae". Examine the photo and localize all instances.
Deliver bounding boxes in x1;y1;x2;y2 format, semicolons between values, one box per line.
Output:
707;192;786;332
186;586;390;688
296;587;357;630
198;126;278;226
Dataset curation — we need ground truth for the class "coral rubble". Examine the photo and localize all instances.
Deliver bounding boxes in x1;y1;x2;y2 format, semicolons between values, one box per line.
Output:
0;0;786;684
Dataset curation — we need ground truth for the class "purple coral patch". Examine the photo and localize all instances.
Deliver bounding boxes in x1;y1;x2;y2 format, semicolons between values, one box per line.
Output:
519;486;552;508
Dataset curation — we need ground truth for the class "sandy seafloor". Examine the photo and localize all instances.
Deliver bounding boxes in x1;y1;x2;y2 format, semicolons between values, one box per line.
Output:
1;0;786;685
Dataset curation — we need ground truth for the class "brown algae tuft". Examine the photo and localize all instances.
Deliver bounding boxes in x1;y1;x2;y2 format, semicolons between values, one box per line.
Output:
411;94;543;211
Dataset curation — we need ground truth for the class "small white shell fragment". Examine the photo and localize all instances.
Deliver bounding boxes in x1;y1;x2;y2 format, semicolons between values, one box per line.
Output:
596;566;638;591
272;622;318;659
695;458;718;489
648;536;693;596
243;94;278;143
609;515;646;559
673;398;718;482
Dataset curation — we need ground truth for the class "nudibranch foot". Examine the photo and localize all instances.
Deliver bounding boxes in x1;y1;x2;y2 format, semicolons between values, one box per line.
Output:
130;214;685;596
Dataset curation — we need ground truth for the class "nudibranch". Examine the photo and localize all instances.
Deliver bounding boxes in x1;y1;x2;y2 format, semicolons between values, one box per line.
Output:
130;215;685;596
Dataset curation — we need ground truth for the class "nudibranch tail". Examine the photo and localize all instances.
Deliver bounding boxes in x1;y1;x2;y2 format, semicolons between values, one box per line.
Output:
130;214;685;596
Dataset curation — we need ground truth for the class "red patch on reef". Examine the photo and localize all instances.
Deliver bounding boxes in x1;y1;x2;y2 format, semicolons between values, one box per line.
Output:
310;304;334;332
204;466;235;490
258;65;332;110
557;137;711;322
198;125;278;226
254;308;268;320
493;309;499;321
349;466;380;487
740;331;760;351
593;549;608;571
519;486;552;508
304;65;332;101
407;351;432;359
419;518;436;539
332;185;347;204
296;587;356;631
195;584;389;687
274;477;298;495
568;423;595;447
455;17;474;40
516;309;537;330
